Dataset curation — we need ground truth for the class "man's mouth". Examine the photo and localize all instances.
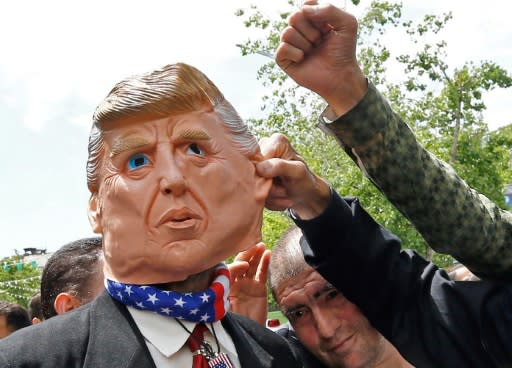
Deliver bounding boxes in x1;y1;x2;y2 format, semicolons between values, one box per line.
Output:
326;333;354;354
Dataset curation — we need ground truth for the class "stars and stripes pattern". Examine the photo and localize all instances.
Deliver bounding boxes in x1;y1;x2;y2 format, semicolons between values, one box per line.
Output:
106;263;230;323
208;353;235;368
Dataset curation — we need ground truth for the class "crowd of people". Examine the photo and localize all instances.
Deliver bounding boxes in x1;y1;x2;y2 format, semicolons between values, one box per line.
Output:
1;2;510;367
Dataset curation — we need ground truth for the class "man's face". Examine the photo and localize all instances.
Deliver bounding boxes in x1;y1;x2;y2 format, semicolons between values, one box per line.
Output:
276;268;384;368
89;110;269;284
0;315;12;339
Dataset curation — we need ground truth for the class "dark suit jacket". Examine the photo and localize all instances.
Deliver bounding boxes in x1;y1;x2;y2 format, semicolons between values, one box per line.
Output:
275;324;325;368
0;291;300;368
296;192;512;368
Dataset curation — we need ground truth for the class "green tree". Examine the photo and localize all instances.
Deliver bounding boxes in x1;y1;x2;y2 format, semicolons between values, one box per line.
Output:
0;256;41;307
236;1;511;266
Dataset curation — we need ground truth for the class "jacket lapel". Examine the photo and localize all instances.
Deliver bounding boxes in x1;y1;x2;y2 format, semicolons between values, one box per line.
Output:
222;313;274;368
84;291;157;368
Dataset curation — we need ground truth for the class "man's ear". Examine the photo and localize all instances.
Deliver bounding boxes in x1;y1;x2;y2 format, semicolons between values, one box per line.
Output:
88;193;103;233
53;293;82;315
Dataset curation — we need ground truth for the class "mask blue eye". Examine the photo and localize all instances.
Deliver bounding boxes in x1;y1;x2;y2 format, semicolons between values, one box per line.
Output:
127;153;150;170
186;143;205;156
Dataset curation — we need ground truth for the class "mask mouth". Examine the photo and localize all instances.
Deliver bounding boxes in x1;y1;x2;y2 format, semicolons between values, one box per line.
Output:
157;207;200;227
173;216;191;223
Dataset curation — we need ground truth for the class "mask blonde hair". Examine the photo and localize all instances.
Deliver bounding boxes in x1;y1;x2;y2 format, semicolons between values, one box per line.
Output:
86;62;258;192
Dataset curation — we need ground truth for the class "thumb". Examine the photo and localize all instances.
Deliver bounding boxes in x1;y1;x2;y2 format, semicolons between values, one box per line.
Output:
257;158;309;183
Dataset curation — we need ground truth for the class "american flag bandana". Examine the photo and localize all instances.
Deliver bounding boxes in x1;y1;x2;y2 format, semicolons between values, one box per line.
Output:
106;263;230;323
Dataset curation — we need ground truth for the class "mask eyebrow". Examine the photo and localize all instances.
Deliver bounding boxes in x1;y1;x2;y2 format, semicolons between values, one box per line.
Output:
178;128;211;141
110;136;151;157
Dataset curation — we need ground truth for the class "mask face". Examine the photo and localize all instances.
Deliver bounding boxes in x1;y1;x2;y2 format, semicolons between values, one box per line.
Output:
89;111;270;284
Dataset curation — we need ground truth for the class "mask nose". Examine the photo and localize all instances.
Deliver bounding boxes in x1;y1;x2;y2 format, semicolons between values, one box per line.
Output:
159;155;187;196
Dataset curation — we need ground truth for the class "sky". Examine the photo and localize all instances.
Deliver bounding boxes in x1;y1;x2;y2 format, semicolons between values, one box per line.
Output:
1;0;511;258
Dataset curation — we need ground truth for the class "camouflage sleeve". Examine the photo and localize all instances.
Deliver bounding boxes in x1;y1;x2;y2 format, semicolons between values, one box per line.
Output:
318;82;512;281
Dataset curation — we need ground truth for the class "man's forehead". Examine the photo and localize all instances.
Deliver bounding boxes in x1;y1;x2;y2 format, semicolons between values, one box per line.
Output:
278;270;329;302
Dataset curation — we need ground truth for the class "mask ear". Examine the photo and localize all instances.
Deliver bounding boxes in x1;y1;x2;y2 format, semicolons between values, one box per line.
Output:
251;156;272;203
88;193;103;233
53;292;82;315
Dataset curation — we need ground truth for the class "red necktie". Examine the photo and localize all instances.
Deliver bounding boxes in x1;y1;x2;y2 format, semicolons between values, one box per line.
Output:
186;324;209;368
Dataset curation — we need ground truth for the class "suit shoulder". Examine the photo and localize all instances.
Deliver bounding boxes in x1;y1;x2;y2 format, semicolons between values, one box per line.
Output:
0;300;93;367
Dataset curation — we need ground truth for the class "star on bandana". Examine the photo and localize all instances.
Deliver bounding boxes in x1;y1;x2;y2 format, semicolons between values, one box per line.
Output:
174;297;186;307
136;302;145;309
147;293;159;304
161;307;172;315
125;286;133;296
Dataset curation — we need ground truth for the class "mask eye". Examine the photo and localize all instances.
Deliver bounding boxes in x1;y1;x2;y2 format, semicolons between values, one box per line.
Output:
186;143;205;156
127;153;150;170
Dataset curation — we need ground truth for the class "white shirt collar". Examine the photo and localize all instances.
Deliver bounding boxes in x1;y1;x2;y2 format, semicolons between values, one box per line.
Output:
127;307;238;359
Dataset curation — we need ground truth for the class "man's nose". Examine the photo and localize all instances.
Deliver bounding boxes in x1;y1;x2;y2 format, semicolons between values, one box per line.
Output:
313;309;336;339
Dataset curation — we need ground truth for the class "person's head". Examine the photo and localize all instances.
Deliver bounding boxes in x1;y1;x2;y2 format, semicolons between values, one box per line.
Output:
40;237;104;320
28;292;43;324
86;62;271;285
269;227;387;368
0;301;31;339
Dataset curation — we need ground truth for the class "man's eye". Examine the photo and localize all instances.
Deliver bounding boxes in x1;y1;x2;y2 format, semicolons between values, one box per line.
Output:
186;143;205;156
326;290;340;300
127;153;150;170
289;309;307;321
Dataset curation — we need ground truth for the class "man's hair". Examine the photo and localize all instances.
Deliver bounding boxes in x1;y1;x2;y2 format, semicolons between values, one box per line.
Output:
0;300;31;332
28;292;42;321
269;226;309;300
40;237;103;320
86;62;259;192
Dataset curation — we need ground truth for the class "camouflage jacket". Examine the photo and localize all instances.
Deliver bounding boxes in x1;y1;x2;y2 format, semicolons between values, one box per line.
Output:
318;82;512;281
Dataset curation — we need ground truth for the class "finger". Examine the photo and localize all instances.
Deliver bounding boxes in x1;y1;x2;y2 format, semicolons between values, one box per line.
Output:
256;158;308;180
234;244;260;262
258;137;276;161
255;249;271;283
228;261;249;279
259;133;291;159
275;41;305;69
265;197;294;211
266;187;293;211
280;26;314;57
302;4;357;34
268;182;288;198
288;10;323;45
244;244;266;279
